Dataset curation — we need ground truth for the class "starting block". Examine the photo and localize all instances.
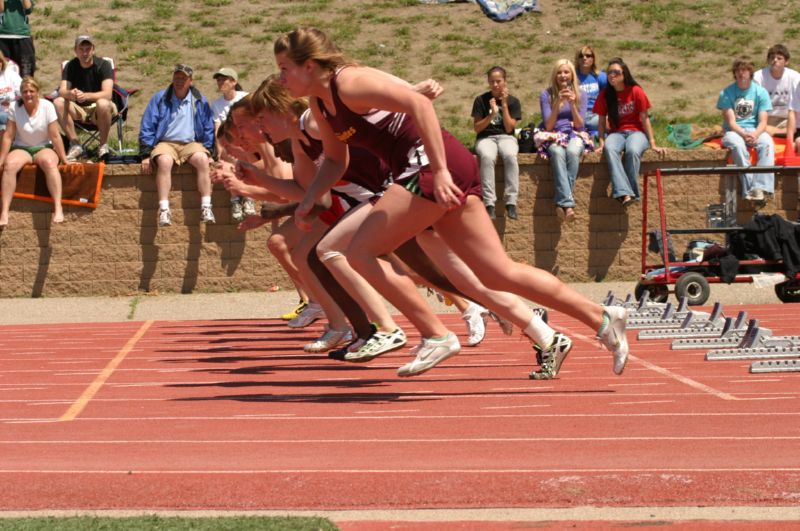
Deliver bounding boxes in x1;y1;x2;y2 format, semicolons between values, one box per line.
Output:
750;359;800;373
706;333;800;360
628;302;723;330
638;310;746;341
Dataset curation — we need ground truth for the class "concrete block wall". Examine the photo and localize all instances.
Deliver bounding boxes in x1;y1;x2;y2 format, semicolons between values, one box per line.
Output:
0;149;797;297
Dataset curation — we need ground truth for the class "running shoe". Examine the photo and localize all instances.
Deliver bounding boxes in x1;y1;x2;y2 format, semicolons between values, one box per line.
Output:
304;326;353;353
286;302;324;328
201;205;216;224
242;197;257;216
597;305;629;375
281;300;307;321
158;208;172;227
462;302;489;346
529;332;573;380
397;332;460;377
66;142;85;162
329;324;377;360
231;198;244;223
344;328;407;362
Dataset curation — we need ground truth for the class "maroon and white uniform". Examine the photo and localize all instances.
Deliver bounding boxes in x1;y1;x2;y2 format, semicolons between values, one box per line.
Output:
316;68;482;204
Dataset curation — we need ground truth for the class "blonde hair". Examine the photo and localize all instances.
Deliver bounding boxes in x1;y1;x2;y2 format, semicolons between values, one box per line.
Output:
250;74;308;118
20;76;40;94
575;45;598;75
0;56;7;73
273;27;356;72
547;59;581;110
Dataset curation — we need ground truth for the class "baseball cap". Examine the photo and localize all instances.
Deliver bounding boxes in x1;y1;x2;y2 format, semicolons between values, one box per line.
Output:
213;67;238;82
173;64;194;77
74;34;94;47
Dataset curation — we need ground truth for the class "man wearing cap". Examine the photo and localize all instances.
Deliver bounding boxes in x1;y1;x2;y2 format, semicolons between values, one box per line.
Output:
139;64;216;226
210;67;253;221
54;34;116;161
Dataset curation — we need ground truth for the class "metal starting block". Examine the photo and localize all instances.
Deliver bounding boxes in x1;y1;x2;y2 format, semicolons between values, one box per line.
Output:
750;359;800;373
662;313;752;346
627;302;723;330
706;333;800;360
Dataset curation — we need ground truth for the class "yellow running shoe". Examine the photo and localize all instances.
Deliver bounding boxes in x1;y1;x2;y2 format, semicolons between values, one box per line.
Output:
281;300;307;321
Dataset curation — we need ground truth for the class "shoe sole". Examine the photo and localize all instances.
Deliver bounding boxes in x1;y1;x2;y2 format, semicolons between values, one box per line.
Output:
397;345;460;377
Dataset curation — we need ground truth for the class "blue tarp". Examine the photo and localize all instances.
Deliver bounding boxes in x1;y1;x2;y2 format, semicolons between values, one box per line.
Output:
418;0;540;21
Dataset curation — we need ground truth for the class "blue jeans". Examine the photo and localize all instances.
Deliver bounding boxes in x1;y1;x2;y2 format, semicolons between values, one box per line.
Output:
548;137;585;208
603;130;649;199
721;130;774;196
584;111;600;135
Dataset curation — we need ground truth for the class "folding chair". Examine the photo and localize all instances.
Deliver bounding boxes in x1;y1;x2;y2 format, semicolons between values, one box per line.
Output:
57;57;139;158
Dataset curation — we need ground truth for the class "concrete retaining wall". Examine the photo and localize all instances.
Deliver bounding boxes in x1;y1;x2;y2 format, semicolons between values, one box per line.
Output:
0;149;796;297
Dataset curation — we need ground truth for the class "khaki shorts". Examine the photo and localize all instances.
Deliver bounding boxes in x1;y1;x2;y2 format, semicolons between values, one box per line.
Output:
72;101;118;122
767;115;788;129
151;141;210;165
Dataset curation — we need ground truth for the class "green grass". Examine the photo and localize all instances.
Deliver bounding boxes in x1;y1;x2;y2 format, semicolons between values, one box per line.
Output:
0;516;337;530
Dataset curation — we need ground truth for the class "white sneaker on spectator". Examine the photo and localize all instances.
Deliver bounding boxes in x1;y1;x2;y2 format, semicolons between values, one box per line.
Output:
158;208;171;227
66;143;85;161
201;205;215;224
242;197;257;217
97;143;110;160
286;302;324;328
231;198;244;222
462;302;489;346
397;332;460;377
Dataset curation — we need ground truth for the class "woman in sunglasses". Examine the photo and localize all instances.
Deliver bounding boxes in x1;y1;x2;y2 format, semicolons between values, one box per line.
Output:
574;46;606;136
593;57;665;207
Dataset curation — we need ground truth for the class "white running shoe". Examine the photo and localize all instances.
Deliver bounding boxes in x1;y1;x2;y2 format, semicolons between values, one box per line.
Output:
344;328;407;362
66;142;85;161
462;302;489;346
597;305;629;375
286;302;324;328
304;327;353;353
397;332;460;377
158;208;172;227
529;332;573;380
231;198;245;223
201;205;216;224
242;197;257;216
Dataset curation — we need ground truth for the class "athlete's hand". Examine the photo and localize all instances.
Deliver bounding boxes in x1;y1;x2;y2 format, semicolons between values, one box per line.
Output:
294;200;314;232
413;79;444;101
432;168;463;210
235;160;259;184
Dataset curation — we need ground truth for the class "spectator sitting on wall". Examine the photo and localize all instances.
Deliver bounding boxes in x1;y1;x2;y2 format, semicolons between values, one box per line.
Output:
717;56;774;204
752;44;800;153
139;64;216;227
53;34;116;161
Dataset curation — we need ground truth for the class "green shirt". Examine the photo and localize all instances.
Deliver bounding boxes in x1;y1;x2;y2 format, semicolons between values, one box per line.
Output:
0;0;34;37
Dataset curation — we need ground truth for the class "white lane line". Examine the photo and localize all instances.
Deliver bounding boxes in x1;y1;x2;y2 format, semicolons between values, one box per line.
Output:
611;400;675;405
628;354;739;400
607;382;666;387
481;404;551;410
1;467;799;473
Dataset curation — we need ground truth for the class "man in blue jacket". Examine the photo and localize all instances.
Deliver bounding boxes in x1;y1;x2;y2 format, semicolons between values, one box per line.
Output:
139;64;215;226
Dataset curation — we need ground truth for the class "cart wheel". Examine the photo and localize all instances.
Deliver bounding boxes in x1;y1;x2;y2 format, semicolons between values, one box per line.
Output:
634;282;669;303
774;280;800;303
674;272;710;306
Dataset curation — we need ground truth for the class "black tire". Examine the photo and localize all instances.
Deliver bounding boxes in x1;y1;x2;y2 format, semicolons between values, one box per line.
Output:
634;282;669;303
774;280;800;303
674;272;710;306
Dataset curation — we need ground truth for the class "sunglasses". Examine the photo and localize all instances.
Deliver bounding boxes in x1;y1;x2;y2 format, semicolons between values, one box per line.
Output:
607;69;623;76
580;53;594;58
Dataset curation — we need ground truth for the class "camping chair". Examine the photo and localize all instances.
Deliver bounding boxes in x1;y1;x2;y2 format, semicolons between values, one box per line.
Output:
57;57;139;158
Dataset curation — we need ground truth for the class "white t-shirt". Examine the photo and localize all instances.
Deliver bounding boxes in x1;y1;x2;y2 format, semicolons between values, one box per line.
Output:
211;90;248;124
753;66;800;116
9;98;58;147
0;66;21;113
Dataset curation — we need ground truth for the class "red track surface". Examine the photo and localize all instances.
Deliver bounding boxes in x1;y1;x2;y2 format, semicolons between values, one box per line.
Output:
1;305;799;523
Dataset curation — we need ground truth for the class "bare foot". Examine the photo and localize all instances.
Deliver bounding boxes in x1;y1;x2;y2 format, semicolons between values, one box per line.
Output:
52;211;64;224
0;217;8;227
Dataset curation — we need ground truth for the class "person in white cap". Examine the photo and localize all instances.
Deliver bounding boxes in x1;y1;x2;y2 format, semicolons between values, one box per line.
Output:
210;67;253;222
53;34;116;161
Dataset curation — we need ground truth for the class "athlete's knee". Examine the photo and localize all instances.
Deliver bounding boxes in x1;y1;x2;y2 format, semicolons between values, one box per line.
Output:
267;233;287;256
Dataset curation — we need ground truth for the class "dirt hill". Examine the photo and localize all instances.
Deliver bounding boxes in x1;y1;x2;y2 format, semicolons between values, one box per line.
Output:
30;0;795;148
